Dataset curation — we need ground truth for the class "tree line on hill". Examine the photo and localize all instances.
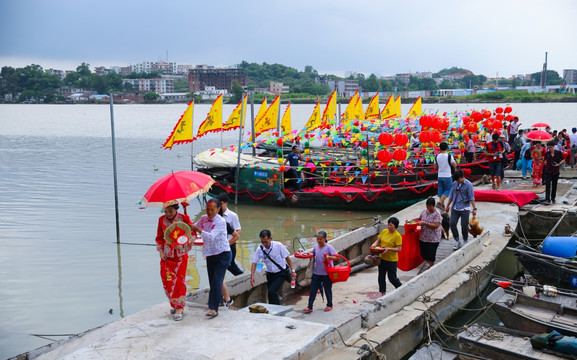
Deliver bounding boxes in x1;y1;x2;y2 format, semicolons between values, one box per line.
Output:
0;61;566;103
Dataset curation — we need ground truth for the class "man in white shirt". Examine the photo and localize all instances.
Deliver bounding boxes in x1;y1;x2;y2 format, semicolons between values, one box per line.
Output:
250;230;296;305
217;193;243;275
569;128;577;169
433;142;457;211
508;116;520;145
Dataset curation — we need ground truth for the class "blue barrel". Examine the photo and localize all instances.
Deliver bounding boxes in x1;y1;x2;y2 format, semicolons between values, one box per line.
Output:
542;236;577;258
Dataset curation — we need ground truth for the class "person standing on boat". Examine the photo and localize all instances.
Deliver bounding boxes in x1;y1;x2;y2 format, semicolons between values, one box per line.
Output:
542;140;565;204
434;142;457;211
303;231;338;313
250;230;296;305
189;199;231;318
216;193;243;276
508;116;520;146
417;198;442;268
155;202;194;321
371;217;403;296
464;136;475;163
485;133;504;191
445;170;477;251
511;129;526;170
284;146;303;191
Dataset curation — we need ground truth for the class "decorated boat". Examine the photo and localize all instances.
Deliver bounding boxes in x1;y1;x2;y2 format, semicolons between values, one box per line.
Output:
194;148;437;210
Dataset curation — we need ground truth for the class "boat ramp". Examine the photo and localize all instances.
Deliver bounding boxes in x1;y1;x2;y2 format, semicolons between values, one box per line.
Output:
13;171;577;360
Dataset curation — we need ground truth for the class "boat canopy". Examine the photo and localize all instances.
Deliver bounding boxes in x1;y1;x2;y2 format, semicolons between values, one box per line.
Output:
193;149;265;168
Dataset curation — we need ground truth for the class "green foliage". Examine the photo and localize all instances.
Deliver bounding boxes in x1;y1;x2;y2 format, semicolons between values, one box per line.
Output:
173;78;189;92
230;80;244;103
143;92;159;102
530;70;562;86
434;67;472;77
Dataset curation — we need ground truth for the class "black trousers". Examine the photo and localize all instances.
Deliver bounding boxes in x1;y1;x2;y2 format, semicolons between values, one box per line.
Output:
265;271;286;305
227;243;243;275
543;172;560;201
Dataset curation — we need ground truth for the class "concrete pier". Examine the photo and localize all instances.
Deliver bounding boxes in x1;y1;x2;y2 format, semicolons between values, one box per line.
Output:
14;168;577;360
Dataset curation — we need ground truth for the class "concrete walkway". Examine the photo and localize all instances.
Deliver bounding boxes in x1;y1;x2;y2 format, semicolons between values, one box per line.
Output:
27;190;521;360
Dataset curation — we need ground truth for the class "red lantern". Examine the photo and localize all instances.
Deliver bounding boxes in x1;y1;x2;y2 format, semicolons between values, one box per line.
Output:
378;132;393;146
362;167;369;174
419;115;431;128
276;138;283;146
361;141;368;148
394;133;408;147
279;165;286;172
466;122;478;133
370;173;376;179
393;148;407;161
462;116;471;124
384;186;394;194
482;110;491;119
377;150;393;163
431;131;442;143
471;111;483;122
505;114;514;121
496;114;504;121
419;131;431;143
495;107;504;114
327;141;333;147
504;106;512;113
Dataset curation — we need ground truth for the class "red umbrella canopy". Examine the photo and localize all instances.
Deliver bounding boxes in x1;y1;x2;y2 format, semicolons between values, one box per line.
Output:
142;171;215;207
530;122;550;129
525;130;553;142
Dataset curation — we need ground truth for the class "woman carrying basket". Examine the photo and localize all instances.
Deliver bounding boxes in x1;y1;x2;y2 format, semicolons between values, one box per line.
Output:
303;231;338;313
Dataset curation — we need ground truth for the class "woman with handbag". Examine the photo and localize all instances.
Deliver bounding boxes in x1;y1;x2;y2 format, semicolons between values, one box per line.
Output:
303;231;338;313
250;230;296;305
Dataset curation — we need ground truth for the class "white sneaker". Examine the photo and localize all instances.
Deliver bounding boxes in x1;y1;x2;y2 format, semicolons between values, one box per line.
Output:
463;239;468;245
453;240;461;251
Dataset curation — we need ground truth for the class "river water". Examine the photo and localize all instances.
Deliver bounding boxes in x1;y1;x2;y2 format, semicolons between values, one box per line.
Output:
1;102;576;358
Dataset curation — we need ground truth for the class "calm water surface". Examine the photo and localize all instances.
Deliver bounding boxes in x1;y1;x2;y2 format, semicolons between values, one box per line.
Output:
0;102;575;358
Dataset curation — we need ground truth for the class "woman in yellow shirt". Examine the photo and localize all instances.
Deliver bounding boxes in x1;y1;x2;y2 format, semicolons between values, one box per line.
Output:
371;217;403;296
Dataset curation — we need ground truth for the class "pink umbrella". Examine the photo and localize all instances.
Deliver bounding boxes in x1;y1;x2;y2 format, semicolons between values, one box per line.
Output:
530;122;550;129
525;130;553;142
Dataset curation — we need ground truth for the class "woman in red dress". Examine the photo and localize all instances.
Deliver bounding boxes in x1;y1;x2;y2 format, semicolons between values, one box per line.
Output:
155;202;194;321
531;142;546;186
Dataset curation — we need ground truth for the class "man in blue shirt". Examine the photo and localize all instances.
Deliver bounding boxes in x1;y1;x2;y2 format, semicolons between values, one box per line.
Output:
284;146;303;191
445;170;477;250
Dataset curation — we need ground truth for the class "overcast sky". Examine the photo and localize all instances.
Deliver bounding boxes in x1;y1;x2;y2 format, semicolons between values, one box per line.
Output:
1;0;576;78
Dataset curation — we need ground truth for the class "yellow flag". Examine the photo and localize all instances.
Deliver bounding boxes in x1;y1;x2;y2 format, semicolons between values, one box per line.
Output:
380;95;396;119
255;95;279;135
254;97;267;127
162;100;194;149
280;103;292;134
304;101;321;131
407;96;422;118
394;95;401;117
222;94;247;132
341;90;358;120
364;93;380;119
196;94;222;139
353;95;365;120
322;90;337;121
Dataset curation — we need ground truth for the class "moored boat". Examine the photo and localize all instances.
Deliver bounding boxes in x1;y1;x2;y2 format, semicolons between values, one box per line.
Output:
510;244;577;289
458;323;576;359
486;286;577;336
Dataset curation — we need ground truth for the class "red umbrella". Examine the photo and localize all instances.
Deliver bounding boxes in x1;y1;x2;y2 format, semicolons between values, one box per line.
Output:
525;130;553;142
530;122;550;129
141;171;215;208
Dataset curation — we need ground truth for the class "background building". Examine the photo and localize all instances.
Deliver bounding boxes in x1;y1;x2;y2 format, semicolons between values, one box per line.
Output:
187;66;246;92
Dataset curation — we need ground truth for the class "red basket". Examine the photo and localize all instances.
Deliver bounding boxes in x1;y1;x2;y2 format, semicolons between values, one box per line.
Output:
325;254;351;283
294;250;313;259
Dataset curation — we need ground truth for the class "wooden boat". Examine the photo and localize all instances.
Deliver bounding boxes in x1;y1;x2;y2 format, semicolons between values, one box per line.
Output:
510;244;577;289
194;149;437;210
458;323;575;359
486;286;577;336
410;341;489;360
